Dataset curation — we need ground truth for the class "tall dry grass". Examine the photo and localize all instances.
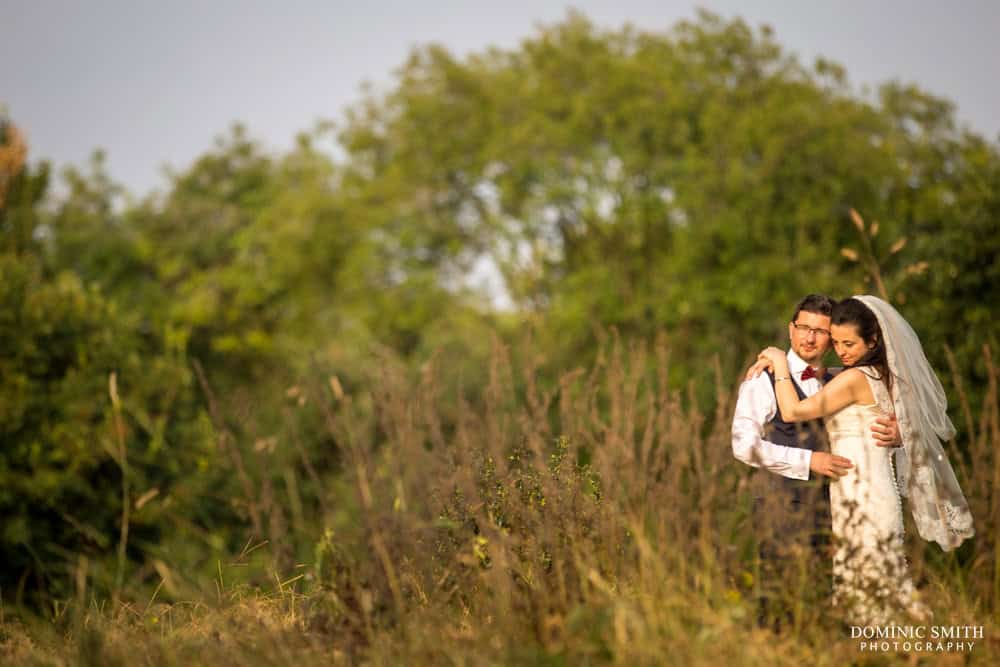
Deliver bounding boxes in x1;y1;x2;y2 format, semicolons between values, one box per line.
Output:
2;334;998;665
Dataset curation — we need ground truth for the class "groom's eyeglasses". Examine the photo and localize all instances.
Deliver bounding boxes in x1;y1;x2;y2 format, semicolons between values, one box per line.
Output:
792;323;831;338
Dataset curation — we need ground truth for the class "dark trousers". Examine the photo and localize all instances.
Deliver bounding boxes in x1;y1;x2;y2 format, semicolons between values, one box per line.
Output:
752;485;831;626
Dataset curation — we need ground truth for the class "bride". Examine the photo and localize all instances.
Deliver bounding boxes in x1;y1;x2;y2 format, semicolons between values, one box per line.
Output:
756;295;974;623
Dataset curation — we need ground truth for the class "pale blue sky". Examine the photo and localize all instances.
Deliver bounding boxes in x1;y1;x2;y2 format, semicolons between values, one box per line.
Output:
3;1;998;197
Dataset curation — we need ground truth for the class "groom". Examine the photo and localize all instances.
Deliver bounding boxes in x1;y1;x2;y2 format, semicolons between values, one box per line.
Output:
731;294;899;614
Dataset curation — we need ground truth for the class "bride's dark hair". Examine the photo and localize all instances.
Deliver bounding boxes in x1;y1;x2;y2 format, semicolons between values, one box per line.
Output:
831;297;892;393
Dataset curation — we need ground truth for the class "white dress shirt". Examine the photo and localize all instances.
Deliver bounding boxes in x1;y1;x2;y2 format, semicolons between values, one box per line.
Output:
731;349;823;480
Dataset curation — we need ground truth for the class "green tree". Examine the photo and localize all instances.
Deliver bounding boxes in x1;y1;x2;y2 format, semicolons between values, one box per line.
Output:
335;10;1000;397
0;122;224;606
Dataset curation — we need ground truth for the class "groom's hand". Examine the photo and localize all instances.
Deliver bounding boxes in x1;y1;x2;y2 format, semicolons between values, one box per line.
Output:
810;452;853;479
871;414;901;448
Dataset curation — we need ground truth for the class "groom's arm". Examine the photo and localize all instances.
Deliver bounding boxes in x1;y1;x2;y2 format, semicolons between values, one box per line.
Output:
731;374;812;480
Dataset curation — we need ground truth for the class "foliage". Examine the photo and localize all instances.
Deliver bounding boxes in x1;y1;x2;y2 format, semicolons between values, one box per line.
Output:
336;10;1000;389
0;125;224;605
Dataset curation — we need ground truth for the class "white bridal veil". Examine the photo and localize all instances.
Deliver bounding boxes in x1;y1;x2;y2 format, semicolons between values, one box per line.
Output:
854;295;975;551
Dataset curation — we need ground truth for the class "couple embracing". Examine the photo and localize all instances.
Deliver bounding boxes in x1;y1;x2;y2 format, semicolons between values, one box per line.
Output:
732;294;974;624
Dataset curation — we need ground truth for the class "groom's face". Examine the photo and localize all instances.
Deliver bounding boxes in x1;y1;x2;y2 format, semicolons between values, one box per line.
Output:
788;310;832;366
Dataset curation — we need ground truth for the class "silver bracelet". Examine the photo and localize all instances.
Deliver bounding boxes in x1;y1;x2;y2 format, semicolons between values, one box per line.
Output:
774;376;791;383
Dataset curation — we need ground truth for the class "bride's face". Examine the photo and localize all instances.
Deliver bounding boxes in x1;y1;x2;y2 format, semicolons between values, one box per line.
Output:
831;323;875;366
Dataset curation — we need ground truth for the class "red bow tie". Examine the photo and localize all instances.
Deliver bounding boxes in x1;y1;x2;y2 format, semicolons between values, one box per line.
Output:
801;367;818;381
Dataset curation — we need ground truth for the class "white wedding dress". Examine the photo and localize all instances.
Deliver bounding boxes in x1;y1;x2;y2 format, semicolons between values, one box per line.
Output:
825;372;925;624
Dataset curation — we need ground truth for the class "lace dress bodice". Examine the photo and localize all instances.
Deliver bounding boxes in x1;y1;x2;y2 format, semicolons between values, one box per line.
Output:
825;399;902;514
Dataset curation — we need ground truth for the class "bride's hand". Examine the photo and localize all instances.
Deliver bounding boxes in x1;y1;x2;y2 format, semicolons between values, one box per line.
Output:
758;346;787;367
744;357;772;381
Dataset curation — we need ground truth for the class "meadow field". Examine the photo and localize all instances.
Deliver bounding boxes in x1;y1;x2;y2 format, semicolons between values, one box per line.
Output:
3;337;996;666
